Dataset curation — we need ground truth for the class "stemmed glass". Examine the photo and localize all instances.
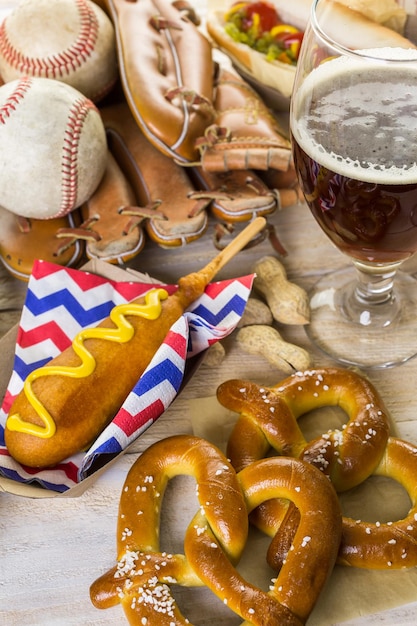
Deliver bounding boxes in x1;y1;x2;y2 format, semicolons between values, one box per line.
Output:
290;0;417;369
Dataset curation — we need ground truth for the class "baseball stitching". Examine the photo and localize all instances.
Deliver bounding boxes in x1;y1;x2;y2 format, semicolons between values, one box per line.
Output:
0;0;99;79
0;76;31;124
59;96;99;218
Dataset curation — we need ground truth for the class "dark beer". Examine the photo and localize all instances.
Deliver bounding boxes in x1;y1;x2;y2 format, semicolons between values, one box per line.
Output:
291;53;417;263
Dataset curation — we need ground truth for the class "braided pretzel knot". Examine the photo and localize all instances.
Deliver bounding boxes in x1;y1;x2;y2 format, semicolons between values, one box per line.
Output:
219;369;390;488
90;434;342;625
217;368;417;570
90;435;248;623
218;367;389;547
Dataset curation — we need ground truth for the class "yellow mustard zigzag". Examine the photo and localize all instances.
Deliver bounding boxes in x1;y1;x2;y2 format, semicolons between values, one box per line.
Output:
6;288;169;439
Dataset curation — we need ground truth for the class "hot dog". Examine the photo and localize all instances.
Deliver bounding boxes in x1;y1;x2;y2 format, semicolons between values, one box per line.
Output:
206;1;300;98
206;0;414;98
4;217;266;468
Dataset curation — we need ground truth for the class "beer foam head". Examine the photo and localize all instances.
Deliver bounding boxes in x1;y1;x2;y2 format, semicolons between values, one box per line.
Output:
291;48;417;184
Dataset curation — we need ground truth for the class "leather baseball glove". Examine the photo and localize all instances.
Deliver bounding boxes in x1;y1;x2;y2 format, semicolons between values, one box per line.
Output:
103;0;216;163
0;208;85;281
194;67;292;172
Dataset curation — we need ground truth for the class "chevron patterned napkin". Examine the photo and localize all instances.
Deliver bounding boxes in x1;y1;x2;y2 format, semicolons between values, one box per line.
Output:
0;260;254;492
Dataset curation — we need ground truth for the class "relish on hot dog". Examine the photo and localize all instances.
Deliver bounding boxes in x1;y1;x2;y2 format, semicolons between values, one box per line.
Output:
206;0;414;98
206;1;300;98
223;1;304;66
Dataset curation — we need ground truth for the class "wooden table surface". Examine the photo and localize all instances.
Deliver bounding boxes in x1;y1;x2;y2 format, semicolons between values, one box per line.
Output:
2;201;417;625
3;0;417;624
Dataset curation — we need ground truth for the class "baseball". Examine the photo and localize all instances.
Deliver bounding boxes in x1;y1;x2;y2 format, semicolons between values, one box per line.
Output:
0;76;107;219
0;0;118;103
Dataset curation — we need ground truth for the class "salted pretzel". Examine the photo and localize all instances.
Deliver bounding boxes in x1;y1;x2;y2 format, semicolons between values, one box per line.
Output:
218;368;390;539
90;434;342;625
186;455;341;625
268;436;417;571
219;368;390;490
217;368;417;571
90;435;248;623
337;436;417;569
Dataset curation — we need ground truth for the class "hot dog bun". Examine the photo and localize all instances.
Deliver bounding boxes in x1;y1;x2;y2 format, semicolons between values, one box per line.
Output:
315;1;415;51
206;6;297;99
206;0;414;99
267;0;407;32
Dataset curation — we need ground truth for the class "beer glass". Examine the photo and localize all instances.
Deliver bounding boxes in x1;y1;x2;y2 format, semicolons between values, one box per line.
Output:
291;0;417;368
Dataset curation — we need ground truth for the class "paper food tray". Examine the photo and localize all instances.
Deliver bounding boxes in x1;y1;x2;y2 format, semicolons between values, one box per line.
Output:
0;259;253;498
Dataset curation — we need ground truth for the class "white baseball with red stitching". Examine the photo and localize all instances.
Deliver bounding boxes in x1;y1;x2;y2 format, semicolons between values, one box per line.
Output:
0;0;118;103
0;76;107;219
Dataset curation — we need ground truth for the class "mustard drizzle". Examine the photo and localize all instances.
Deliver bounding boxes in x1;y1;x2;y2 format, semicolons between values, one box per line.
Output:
6;288;169;439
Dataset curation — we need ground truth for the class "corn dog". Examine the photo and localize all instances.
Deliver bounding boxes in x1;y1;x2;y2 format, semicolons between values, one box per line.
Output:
5;217;266;467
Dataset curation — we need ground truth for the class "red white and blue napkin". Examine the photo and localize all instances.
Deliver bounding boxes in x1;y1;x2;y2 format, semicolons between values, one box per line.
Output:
0;260;254;492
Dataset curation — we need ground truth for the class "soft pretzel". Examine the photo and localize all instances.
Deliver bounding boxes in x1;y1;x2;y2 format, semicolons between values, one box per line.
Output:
90;434;342;625
219;368;390;490
217;368;417;571
338;437;417;569
90;435;248;623
218;368;390;540
187;455;341;625
268;436;417;571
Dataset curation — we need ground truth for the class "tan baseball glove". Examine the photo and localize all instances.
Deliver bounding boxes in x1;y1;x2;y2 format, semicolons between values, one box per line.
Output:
103;0;216;163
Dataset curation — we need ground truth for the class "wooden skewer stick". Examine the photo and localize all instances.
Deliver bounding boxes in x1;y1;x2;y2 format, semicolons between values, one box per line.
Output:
199;216;267;283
